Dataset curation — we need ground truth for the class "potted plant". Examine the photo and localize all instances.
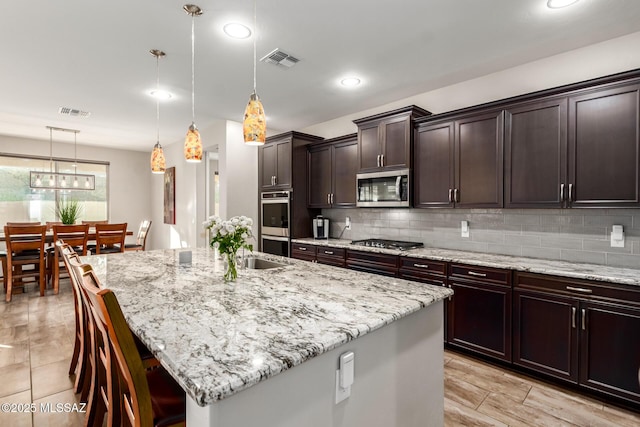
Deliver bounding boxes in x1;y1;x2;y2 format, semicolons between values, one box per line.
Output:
56;199;82;225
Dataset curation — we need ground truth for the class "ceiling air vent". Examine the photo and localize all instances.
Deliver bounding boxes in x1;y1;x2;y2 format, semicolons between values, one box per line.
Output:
260;48;299;68
58;107;91;118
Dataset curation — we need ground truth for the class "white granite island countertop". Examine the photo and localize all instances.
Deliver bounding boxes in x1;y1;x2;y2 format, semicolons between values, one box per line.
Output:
82;248;452;407
292;238;640;287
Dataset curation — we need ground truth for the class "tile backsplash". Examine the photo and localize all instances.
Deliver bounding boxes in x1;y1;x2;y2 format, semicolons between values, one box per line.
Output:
322;208;640;269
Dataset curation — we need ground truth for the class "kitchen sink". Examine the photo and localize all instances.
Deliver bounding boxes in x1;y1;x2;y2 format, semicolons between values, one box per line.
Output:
249;258;287;270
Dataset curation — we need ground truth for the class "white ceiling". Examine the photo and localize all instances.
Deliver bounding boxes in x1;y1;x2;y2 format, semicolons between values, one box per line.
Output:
1;0;640;151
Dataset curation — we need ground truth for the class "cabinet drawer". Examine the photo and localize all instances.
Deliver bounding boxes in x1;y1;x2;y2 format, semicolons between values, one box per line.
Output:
316;247;345;267
346;249;398;276
399;257;447;276
449;264;511;286
515;272;640;305
291;243;317;262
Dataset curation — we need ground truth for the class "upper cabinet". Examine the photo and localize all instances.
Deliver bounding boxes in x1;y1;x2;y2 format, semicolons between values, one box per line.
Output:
504;97;568;208
259;131;323;191
414;110;504;208
568;83;640;207
354;106;431;173
308;134;358;208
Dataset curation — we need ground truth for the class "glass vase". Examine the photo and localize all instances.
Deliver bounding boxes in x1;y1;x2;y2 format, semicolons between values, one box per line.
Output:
223;250;238;282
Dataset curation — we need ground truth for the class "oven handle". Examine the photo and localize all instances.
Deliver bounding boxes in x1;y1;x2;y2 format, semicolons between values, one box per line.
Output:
261;235;289;242
261;199;290;204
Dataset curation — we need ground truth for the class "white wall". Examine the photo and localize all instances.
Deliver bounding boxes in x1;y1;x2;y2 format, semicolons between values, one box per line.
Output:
0;134;151;245
150;119;258;250
301;31;640;138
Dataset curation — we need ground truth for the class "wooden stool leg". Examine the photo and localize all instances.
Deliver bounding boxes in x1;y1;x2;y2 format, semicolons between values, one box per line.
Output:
39;259;45;297
5;263;12;303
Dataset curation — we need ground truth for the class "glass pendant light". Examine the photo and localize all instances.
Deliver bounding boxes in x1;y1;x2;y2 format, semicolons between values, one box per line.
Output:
150;49;167;174
243;0;266;146
184;4;203;163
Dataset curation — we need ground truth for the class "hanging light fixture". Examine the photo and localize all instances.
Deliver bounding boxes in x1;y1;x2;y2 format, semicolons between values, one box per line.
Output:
242;0;266;146
183;4;203;163
29;126;96;190
150;49;167;174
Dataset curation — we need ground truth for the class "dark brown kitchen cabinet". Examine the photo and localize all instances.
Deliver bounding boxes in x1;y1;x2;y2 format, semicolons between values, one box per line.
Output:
308;134;358;208
316;246;346;267
354;106;430;173
567;83;640;207
504;98;568;208
414;110;504;208
260;131;324;191
447;264;511;362
513;272;640;405
291;242;317;262
398;257;449;342
345;250;398;277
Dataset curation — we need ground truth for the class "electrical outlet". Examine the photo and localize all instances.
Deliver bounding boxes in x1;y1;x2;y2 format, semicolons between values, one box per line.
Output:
461;220;469;238
345;216;351;230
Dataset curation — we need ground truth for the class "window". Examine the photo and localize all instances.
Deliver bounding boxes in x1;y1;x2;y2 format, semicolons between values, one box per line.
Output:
0;154;109;223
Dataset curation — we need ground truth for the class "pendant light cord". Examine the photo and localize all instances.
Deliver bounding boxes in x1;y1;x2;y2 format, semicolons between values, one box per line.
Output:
49;127;53;173
253;0;257;93
156;54;161;142
191;12;196;122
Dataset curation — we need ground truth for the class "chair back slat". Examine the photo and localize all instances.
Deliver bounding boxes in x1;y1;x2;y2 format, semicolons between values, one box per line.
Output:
53;224;90;255
6;222;41;226
95;223;127;254
135;220;152;248
4;225;47;253
82;220;108;226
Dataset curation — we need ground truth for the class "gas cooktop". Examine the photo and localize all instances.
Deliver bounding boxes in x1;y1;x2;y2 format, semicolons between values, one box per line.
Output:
350;239;424;251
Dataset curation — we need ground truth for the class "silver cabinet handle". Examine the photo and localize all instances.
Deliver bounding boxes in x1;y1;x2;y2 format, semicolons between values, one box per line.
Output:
324;250;334;255
299;247;307;251
454;188;459;203
376;154;381;167
381;154;384;167
581;308;586;330
274;176;277;185
467;271;487;277
571;307;576;328
448;189;453;203
568;183;573;202
566;286;592;294
413;263;430;269
327;194;330;204
448;284;452;301
560;183;565;202
331;193;334;204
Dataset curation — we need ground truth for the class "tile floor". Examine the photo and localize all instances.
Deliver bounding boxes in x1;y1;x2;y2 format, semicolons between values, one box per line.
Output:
1;279;639;426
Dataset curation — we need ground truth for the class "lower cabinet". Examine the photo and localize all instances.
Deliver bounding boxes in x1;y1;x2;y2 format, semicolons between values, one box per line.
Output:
447;264;512;362
316;246;346;267
291;242;316;262
345;249;398;277
514;272;640;405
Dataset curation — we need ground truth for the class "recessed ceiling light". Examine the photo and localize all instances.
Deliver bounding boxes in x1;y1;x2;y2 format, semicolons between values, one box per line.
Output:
547;0;579;9
340;77;361;87
223;23;251;39
150;89;172;100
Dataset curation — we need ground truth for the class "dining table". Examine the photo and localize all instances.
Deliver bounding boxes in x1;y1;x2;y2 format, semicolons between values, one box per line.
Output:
81;247;452;427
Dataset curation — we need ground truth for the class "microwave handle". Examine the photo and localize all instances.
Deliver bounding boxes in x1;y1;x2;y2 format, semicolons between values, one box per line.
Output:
396;175;401;199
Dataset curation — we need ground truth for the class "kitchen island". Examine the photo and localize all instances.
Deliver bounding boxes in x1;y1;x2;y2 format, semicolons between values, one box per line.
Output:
83;248;452;427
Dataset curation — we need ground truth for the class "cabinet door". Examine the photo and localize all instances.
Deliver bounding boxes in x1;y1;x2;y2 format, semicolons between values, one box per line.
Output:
505;98;568;208
332;139;358;207
513;290;578;383
414;122;455;208
455;111;504;208
568;84;640;207
357;122;381;171
308;145;332;208
579;301;640;404
381;115;411;169
259;143;277;189
447;279;511;362
275;139;292;189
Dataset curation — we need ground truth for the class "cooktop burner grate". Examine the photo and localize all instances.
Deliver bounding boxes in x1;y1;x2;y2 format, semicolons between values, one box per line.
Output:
350;239;424;251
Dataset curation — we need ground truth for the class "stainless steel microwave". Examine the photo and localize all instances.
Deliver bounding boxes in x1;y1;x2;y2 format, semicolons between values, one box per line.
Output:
356;169;410;207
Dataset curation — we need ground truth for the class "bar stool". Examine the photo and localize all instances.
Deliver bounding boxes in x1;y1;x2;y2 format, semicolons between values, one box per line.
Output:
125;220;152;252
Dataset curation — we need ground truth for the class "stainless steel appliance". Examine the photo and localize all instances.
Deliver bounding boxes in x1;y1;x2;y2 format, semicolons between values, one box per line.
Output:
351;239;424;251
313;215;329;239
260;191;290;256
356;168;410;207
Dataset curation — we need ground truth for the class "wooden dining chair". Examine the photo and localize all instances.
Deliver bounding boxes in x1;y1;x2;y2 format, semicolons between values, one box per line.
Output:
4;224;47;302
45;221;64;231
94;223;127;254
82;220;109;226
49;224;89;294
71;261;185;427
6;221;42;226
125;220;152;252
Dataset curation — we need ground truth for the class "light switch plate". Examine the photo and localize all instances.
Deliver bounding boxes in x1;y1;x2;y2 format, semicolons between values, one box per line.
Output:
461;220;469;238
345;216;351;230
610;225;625;248
335;370;350;404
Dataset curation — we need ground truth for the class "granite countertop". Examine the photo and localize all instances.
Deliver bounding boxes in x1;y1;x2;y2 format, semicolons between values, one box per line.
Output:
292;238;640;287
82;248;452;406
